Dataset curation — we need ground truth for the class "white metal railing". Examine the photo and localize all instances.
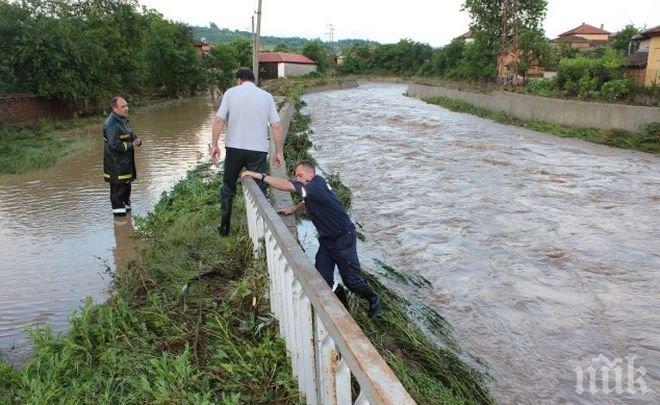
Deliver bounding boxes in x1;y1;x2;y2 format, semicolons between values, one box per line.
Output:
242;178;415;405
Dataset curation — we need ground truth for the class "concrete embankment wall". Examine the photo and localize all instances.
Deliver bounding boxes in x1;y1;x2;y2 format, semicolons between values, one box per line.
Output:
407;83;660;132
302;80;359;94
269;80;359;237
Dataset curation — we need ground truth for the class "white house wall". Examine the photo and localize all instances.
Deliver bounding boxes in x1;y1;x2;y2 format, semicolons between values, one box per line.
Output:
282;63;317;77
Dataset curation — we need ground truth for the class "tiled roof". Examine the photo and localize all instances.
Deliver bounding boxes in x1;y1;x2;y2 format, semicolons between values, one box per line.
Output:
551;35;609;48
552;35;590;43
625;51;649;68
639;25;660;37
559;23;610;37
454;31;473;40
259;52;316;64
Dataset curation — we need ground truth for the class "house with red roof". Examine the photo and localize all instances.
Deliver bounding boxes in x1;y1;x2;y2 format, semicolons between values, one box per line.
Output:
259;52;317;80
551;23;611;50
193;38;214;56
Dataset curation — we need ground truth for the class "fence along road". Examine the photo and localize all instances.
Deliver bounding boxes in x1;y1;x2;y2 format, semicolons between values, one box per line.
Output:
242;177;415;405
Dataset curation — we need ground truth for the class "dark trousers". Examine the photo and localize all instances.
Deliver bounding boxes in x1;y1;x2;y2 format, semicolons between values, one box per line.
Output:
221;147;268;199
110;182;131;210
315;229;370;292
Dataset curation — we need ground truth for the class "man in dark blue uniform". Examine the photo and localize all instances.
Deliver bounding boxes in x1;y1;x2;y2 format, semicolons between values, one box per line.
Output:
103;96;141;217
241;160;381;317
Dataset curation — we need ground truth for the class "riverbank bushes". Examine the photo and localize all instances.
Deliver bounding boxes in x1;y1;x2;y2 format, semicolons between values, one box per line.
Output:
423;95;660;153
0;165;299;403
0;0;205;110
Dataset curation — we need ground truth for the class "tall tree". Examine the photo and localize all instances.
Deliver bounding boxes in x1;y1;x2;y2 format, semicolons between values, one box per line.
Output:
462;0;548;81
273;42;291;52
611;24;641;54
204;44;238;90
230;37;252;67
302;40;328;72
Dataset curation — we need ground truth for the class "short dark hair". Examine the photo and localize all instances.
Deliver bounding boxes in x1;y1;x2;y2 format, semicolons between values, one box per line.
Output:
235;68;255;82
295;160;316;173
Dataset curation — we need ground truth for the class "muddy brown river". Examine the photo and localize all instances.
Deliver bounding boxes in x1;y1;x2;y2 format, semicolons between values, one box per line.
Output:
2;85;658;403
0;98;216;365
301;83;659;404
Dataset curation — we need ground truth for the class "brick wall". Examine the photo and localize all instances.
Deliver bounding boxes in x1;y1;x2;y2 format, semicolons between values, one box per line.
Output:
0;94;74;125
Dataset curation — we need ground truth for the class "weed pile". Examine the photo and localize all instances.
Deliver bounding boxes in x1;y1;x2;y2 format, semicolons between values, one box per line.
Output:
0;164;299;404
424;95;660;154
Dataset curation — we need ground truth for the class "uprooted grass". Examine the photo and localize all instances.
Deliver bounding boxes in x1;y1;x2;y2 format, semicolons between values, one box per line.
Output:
423;95;660;154
0;164;300;404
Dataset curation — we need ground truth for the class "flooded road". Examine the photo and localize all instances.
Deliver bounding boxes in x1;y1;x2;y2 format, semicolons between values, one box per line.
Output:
0;98;216;364
302;83;660;404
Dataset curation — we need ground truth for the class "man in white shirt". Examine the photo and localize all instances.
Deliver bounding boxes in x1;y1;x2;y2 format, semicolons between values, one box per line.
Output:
210;68;283;236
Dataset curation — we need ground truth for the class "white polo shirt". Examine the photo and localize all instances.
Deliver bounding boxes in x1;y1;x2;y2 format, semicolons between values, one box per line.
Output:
216;82;280;153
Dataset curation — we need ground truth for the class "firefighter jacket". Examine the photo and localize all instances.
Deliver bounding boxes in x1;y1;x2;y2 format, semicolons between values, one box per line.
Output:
103;112;139;184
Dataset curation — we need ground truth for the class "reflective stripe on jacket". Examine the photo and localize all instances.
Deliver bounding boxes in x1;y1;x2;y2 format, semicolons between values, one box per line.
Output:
103;112;138;183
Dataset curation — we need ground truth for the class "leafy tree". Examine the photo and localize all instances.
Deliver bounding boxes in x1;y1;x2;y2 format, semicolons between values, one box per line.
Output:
302;40;328;72
230;37;252;68
462;0;548;81
1;0;208;107
611;24;641;53
455;35;497;81
273;42;291;52
0;2;29;93
421;39;466;76
368;39;432;75
338;44;373;74
142;15;205;96
518;28;551;81
204;44;238;90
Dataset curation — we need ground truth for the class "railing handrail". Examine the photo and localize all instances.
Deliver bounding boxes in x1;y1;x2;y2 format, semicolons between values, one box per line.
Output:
243;177;414;404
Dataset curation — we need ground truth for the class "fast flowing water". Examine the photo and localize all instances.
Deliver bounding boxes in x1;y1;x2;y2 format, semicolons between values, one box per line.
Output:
0;98;217;365
301;83;659;404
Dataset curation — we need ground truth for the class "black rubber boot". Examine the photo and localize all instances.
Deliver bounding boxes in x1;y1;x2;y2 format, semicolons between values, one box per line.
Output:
334;284;349;309
367;294;381;318
352;285;381;317
217;198;233;236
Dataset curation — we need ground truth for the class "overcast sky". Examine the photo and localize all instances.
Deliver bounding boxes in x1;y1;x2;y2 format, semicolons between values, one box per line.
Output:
139;0;660;47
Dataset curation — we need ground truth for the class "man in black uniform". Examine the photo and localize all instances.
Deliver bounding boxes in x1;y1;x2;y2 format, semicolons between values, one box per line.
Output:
241;160;381;317
103;96;141;217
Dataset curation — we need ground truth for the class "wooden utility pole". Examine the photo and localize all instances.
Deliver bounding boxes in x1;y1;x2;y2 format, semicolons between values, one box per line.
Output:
251;15;256;73
253;0;263;85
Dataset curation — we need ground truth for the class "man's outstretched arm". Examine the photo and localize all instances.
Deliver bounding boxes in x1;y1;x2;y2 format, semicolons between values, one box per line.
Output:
241;170;295;192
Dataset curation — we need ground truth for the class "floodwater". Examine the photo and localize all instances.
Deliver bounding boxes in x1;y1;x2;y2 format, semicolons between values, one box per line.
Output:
301;83;660;404
0;98;217;365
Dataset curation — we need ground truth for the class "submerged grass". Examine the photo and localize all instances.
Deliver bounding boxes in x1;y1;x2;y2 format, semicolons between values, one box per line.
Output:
0;164;299;403
0;118;97;177
274;81;495;404
423;95;660;154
